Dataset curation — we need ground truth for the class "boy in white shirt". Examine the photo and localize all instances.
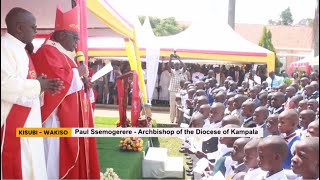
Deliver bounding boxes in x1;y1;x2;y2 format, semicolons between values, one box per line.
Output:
243;138;266;180
298;110;316;138
257;136;289;180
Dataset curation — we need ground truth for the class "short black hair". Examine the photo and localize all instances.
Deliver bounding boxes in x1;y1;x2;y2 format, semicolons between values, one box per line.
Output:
5;7;32;28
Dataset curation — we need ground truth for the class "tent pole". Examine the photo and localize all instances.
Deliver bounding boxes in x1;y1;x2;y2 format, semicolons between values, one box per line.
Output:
267;53;276;73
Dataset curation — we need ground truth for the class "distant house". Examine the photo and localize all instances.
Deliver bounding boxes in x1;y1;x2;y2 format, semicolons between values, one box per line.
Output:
235;24;313;74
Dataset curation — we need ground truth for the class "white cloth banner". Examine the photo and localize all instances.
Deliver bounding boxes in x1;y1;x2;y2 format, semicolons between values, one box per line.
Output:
146;46;160;103
143;17;160;103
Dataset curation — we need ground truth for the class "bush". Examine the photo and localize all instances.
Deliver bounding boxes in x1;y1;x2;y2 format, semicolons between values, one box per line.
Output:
283;78;293;86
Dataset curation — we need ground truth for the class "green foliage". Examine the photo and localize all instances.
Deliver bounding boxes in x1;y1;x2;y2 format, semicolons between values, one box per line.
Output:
138;16;187;36
138;16;145;25
298;18;314;26
94;117;118;127
283;78;293;86
259;27;283;74
280;7;293;25
268;19;277;25
268;7;293;26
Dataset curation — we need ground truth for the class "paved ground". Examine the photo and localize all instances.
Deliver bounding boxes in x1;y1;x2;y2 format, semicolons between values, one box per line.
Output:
94;106;173;125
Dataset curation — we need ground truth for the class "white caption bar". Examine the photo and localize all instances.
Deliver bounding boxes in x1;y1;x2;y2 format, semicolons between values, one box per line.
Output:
71;128;263;138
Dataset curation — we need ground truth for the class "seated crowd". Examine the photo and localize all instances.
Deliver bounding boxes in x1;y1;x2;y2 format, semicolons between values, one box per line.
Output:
175;70;319;180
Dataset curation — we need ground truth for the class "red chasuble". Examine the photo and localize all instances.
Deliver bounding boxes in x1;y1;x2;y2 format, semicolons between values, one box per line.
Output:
1;51;36;179
32;43;100;179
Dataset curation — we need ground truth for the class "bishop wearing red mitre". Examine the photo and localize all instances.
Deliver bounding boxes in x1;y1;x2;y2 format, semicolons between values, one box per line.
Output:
32;4;100;179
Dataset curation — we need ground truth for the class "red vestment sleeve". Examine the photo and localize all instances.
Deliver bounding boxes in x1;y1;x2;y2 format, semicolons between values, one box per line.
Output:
33;45;74;122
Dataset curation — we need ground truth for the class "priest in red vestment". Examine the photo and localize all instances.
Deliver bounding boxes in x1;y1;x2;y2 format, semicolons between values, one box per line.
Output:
32;5;100;179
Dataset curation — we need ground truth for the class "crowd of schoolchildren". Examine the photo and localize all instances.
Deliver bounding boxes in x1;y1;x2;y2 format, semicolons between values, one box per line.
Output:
175;70;319;180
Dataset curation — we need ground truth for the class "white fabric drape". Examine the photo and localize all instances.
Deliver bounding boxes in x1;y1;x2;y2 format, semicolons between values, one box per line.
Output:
143;17;160;103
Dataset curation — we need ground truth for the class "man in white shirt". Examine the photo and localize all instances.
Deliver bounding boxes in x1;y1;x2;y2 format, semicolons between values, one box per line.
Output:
1;7;63;180
159;64;170;102
266;71;284;89
192;70;204;84
245;70;261;88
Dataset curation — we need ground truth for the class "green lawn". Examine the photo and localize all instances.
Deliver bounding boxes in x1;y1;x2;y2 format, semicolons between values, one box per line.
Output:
94;117;187;179
97;137;148;179
94;117;146;179
94;117;118;128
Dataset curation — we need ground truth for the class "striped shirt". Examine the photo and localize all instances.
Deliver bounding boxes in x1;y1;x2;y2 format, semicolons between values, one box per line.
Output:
168;69;185;92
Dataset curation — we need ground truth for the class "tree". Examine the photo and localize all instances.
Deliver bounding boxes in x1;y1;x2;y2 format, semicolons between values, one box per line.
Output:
298;18;314;26
268;7;293;25
268;19;277;25
138;16;187;36
279;7;293;25
280;7;293;25
259;26;283;74
138;16;146;25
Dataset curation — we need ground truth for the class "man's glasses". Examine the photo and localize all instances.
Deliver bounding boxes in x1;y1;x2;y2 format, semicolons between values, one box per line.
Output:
63;30;79;41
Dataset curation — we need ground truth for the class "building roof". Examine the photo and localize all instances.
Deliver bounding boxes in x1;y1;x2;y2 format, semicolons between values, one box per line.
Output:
235;24;313;50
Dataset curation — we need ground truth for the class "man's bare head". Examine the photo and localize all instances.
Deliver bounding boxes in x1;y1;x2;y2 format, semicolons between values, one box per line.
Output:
196;89;206;96
259;136;289;160
271;92;286;108
199;104;211;118
307;120;319;137
278;109;299;134
290;83;300;93
241;100;256;117
285;86;296;98
196;95;209;108
190;112;206;128
307;99;319;113
195;81;205;90
288;95;303;109
5;7;37;44
299;110;316;129
221;115;241;127
210;102;225;123
310;81;319;91
215;92;226;103
291;137;319;177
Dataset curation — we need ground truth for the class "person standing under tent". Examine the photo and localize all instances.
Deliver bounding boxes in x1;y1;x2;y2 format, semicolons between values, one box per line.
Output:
105;63;122;104
244;70;261;88
159;63;171;103
32;5;100;179
168;52;186;123
266;71;283;89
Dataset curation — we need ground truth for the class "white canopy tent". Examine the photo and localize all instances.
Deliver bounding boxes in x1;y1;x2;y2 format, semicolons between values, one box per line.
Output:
82;16;276;72
310;56;319;66
289;52;314;74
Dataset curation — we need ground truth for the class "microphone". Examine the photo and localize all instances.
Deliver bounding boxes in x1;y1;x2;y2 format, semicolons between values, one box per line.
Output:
75;51;87;92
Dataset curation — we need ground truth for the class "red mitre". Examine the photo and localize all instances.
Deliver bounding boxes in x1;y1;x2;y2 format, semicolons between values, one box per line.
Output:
55;4;80;33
